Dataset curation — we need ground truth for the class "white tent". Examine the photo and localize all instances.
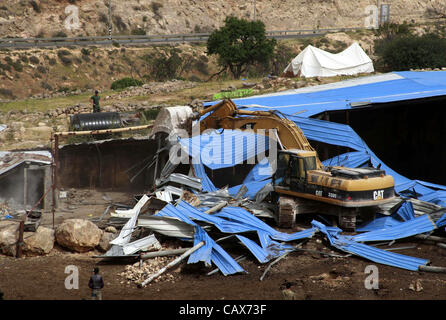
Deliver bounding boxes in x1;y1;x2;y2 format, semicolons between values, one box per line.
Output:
283;42;374;78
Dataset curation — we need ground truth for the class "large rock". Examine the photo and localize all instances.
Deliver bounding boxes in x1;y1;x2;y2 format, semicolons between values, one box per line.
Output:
23;226;55;256
97;231;118;252
55;219;103;253
0;221;19;256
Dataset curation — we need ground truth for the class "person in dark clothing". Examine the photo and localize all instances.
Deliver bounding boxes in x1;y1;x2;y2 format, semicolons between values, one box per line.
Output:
88;267;104;300
90;90;101;113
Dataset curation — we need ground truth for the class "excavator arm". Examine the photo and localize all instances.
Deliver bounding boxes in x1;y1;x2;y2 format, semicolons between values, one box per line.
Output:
195;99;323;169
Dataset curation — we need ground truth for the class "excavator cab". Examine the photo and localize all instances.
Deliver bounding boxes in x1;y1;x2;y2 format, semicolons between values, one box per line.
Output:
274;149;317;189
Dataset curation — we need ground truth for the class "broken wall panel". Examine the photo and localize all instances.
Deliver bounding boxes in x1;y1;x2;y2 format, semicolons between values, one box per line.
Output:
57;138;158;191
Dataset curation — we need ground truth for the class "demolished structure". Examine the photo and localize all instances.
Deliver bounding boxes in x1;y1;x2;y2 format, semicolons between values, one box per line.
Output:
92;72;446;285
4;71;446;288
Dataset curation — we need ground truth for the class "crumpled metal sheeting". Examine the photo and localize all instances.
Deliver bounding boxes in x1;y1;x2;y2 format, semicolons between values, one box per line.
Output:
154;203;245;275
350;214;437;243
228;179;272;200
156;173;202;191
395;201;416;221
193;163;218;192
137;216;195;239
179;129;272;170
311;220;429;271
356;214;403;232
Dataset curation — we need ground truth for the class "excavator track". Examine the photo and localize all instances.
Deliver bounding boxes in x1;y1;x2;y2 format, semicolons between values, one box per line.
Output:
278;195;361;231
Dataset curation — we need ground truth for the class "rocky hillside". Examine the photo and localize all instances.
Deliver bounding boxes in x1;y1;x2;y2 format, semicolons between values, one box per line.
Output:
0;0;445;38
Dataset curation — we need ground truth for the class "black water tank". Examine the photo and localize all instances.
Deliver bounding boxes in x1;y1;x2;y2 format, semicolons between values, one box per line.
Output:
70;112;122;131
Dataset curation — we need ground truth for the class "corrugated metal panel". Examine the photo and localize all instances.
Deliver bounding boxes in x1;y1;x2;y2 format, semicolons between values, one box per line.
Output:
312;220;429;271
155;202;245;275
322;151;371;168
356;214;403;232
192;163;218;192
179;129;271;170
351;214;437;242
395;201;415;221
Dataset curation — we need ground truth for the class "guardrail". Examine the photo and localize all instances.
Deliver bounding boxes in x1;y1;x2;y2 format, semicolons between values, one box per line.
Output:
0;27;364;49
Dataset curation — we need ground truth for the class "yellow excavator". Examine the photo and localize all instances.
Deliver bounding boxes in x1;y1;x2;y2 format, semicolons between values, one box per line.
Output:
193;99;395;230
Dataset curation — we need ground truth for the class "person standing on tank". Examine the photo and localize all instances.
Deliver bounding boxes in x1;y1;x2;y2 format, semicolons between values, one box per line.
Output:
90;90;101;113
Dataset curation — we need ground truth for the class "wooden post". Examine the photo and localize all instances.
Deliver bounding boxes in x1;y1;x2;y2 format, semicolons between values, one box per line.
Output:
15;220;25;258
140;248;189;260
23;167;28;211
139;241;205;287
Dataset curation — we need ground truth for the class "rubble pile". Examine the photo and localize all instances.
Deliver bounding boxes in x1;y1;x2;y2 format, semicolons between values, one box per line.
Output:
119;257;181;285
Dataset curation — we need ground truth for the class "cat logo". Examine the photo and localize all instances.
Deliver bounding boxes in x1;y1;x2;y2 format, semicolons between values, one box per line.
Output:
373;190;384;200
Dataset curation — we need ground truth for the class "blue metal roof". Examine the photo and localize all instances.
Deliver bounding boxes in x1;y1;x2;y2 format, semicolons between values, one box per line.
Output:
226;71;446;118
203;71;446;208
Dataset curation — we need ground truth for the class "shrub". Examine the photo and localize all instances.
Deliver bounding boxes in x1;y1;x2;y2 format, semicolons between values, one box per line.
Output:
4;56;12;65
113;15;127;31
150;2;163;19
57;49;71;57
374;33;446;71
111;77;143;90
99;12;108;24
29;56;39;64
141;48;185;81
41;81;53;91
49;58;57;66
20;55;29;63
52;31;68;38
12;61;23;72
0;63;11;72
37;65;47;73
30;0;41;13
131;28;146;35
59;55;72;65
81;48;90;56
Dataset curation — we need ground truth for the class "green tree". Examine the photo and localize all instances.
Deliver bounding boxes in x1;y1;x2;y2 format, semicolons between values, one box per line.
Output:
374;33;446;71
206;16;276;79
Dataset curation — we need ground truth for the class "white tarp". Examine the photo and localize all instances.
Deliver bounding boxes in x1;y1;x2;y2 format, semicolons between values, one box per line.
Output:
283;42;374;78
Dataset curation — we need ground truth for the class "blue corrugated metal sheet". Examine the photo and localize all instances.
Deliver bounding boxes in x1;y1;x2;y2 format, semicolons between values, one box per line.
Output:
192;163;218;192
356;214;403;232
350;214;437;242
395;201;415;221
155;201;315;274
155;203;245;275
311;220;429;271
179;129;271;170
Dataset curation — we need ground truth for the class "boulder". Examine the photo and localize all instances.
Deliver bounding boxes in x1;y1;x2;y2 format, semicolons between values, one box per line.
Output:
23;226;55;256
55;219;103;253
0;221;19;256
97;231;118;252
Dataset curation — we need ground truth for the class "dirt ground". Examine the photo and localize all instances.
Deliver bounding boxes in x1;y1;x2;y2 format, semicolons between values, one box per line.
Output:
1;189;446;302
